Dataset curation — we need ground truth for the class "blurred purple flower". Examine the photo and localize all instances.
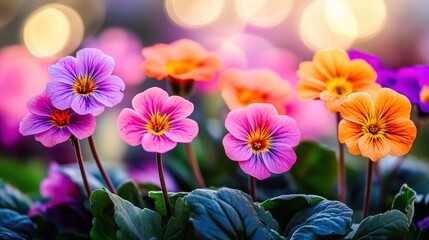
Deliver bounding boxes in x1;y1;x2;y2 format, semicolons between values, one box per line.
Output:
84;27;146;85
128;163;178;192
46;48;125;115
418;216;429;230
19;91;96;147
40;162;83;201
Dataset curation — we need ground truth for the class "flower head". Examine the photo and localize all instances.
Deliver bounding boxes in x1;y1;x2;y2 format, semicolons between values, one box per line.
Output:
117;87;198;153
297;48;380;112
339;88;417;162
222;103;301;180
46;48;125;115
141;39;222;83
19;91;96;147
218;69;292;114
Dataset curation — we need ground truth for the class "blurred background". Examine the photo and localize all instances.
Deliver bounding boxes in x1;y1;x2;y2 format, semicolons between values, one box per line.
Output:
0;0;429;206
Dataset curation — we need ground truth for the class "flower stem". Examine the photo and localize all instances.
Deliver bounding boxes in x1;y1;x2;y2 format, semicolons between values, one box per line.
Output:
363;159;374;219
336;112;346;203
88;135;116;194
249;175;256;202
374;162;385;211
156;152;171;219
184;143;205;188
70;136;92;197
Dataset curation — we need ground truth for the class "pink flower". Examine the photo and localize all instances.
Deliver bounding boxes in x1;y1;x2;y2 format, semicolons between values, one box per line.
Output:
19;92;96;147
117;87;198;153
222;103;301;180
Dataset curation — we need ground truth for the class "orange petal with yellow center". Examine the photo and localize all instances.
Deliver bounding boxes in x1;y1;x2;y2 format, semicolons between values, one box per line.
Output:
385;118;417;156
374;88;411;121
340;92;374;124
346;60;377;87
358;135;391;162
338;119;363;155
319;90;343;112
313;49;349;80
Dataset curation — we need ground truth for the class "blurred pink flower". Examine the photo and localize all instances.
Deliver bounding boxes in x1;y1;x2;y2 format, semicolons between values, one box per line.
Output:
117;87;198;153
223;103;301;180
84;27;146;85
0;45;50;146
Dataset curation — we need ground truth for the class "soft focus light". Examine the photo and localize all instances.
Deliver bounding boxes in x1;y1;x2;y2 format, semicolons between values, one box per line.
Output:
0;0;22;27
299;0;355;51
96;111;126;163
164;0;225;28
326;0;387;39
234;0;293;27
22;4;84;59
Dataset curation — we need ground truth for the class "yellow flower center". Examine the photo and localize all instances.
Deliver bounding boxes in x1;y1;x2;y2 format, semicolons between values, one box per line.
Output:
146;113;170;136
166;60;198;75
326;77;353;97
420;85;429;103
237;88;267;106
362;118;385;139
73;76;96;96
50;109;71;128
247;128;271;154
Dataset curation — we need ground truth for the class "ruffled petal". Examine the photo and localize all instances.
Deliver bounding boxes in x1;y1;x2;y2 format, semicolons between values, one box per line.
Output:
46;80;74;110
142;134;177;153
76;48;114;82
238;155;272;180
246;103;277;133
374;88;412;122
269;115;301;147
92;75;125;107
117;108;147;146
338;120;363;155
346;59;377;87
132;87;168;121
313;49;349;79
48;56;79;84
70;95;105;115
141;59;169;80
162;95;194;120
261;145;296;174
67;114;96;139
222;133;252;161
385;118;417;156
340;92;374;124
164;118;198;143
19;114;53;135
224;108;250;140
26;92;54;116
358;135;390;162
34;127;72;147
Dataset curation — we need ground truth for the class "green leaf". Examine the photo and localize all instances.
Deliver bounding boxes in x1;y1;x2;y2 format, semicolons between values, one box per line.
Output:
117;180;145;209
0;179;32;214
290;141;338;197
350;210;408;240
90;189;163;240
163;197;195;240
90;190;119;240
285;199;353;239
186;187;277;240
260;194;324;232
149;191;188;216
0;209;36;240
391;184;417;225
0;159;46;194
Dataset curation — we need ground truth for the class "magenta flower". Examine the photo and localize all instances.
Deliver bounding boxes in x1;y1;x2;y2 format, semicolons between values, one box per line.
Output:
19;92;96;147
223;103;301;180
46;48;125;115
117;87;198;153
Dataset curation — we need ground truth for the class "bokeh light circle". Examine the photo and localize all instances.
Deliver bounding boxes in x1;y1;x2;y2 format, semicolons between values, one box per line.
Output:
234;0;293;27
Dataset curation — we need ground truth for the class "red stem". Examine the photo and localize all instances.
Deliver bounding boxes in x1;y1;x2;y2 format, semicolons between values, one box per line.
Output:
249;175;256;202
88;135;116;194
363;159;374;219
156;152;171;219
336;112;346;203
71;136;92;197
184;143;206;188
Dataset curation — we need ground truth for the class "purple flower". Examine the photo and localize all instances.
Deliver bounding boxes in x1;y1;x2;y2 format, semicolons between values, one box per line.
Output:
222;103;301;180
19;91;96;147
117;87;198;153
46;48;125;115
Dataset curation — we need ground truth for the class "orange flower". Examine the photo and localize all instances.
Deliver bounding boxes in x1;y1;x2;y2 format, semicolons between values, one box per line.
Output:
296;48;380;112
141;39;222;82
218;69;292;114
338;88;417;162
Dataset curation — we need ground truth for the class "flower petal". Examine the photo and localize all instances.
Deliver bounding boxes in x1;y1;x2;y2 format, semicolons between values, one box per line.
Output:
269;115;301;147
238;155;272;180
164;118;198;143
92;75;125;107
34;127;72;147
374;88;412;121
338;119;363;155
246;103;277;133
117;108;147;146
346;59;377;88
384;118;417;156
141;59;169;80
162;95;194;120
142;134;177;153
224;107;250;140
76;48;114;81
71;95;105;115
358;135;391;162
48;56;79;84
46;80;74;110
67;114;96;139
132;87;168;121
26;92;54;116
222;133;252;161
340;92;374;124
19;114;53;135
313;49;349;79
261;145;296;174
